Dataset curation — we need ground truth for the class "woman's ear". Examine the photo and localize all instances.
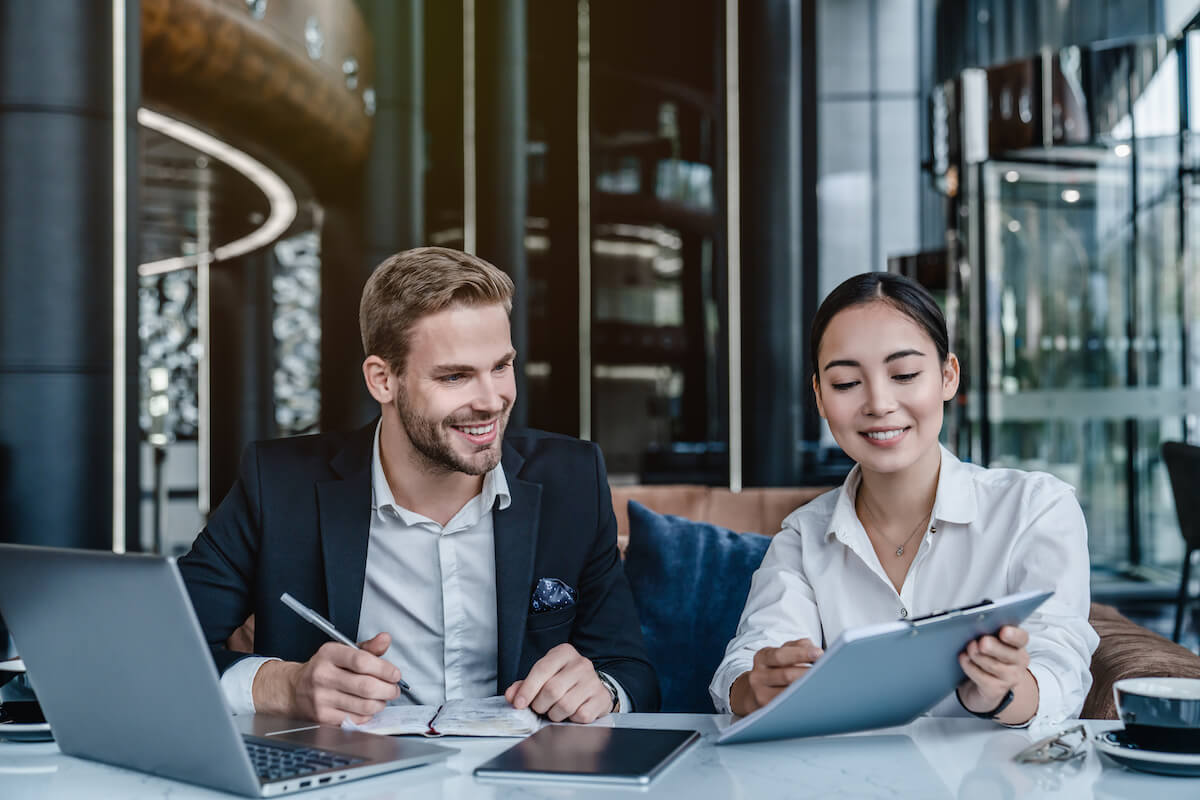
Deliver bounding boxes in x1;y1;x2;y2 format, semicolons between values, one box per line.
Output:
362;355;398;404
812;374;827;419
941;353;961;401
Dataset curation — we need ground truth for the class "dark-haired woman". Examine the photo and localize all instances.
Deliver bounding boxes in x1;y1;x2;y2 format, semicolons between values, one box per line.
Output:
710;272;1097;728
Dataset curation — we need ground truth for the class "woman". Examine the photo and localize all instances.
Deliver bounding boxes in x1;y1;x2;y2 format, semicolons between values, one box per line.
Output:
710;272;1097;727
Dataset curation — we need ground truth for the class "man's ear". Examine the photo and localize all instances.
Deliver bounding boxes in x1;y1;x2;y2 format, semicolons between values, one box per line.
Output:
363;355;398;404
812;374;827;419
941;353;961;401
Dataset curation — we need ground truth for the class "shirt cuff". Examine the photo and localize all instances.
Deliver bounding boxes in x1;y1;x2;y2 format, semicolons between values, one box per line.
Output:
598;671;631;714
709;659;753;714
219;655;280;715
1022;662;1069;734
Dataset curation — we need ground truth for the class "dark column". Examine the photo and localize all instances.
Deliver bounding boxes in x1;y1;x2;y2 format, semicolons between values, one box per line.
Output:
208;250;276;503
739;0;817;486
320;2;424;434
476;0;529;427
359;0;424;264
0;1;140;549
527;0;580;437
319;193;374;433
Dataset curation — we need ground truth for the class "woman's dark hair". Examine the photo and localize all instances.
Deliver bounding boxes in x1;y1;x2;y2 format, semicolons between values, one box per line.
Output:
810;272;949;380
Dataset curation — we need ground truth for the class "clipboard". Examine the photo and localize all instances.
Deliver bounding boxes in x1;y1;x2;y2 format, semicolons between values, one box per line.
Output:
716;589;1053;745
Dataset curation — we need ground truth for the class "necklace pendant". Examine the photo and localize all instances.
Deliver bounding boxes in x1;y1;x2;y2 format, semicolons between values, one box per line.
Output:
896;546;904;557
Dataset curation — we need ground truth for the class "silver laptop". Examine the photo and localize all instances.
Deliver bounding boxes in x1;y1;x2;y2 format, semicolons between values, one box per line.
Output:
0;544;453;796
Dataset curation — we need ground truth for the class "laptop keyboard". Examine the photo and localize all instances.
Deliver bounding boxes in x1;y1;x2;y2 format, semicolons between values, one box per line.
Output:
244;738;366;782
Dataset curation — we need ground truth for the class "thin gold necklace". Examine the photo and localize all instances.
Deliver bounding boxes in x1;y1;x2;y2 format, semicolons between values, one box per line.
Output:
859;488;934;557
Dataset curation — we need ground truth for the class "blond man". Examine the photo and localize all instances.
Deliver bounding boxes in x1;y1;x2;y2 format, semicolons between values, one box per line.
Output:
180;247;659;724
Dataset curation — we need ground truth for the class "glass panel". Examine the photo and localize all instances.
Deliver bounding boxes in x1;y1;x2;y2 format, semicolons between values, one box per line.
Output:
971;137;1191;575
587;0;725;484
818;0;870;95
874;0;919;94
818;100;872;297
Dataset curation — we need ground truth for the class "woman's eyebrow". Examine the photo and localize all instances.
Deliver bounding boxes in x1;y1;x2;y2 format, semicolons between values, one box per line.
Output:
823;348;926;372
822;358;859;371
884;349;925;363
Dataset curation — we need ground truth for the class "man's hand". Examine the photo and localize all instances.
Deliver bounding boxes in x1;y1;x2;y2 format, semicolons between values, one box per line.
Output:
252;632;402;725
504;643;612;723
957;625;1037;724
729;638;823;716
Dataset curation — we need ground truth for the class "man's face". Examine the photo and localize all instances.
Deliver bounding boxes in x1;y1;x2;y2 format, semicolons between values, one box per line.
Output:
394;303;516;476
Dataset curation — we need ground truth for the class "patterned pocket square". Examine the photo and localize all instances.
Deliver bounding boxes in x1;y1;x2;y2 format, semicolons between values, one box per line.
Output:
530;577;577;613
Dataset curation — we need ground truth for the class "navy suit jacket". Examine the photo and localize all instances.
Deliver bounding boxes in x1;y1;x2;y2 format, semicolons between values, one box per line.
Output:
178;422;660;712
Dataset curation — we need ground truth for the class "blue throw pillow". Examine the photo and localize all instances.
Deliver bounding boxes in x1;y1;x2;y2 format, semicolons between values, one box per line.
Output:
622;500;771;713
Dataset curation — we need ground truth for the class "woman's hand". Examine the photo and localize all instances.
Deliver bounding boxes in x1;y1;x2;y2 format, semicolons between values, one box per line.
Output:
729;639;823;716
957;625;1038;725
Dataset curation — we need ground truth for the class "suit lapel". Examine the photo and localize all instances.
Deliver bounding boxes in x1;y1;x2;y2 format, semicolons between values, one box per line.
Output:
494;442;541;688
316;422;376;639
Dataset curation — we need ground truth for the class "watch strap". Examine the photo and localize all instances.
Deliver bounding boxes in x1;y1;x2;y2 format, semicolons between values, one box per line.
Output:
958;687;1015;720
596;671;620;713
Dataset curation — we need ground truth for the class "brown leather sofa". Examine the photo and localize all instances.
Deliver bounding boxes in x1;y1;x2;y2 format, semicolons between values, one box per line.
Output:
614;484;1200;719
229;483;1200;719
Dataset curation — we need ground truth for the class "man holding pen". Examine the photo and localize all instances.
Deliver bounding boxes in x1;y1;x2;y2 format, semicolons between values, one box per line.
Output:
179;247;659;726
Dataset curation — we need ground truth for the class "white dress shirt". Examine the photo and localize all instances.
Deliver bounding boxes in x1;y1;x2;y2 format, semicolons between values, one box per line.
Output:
710;445;1099;729
222;423;628;714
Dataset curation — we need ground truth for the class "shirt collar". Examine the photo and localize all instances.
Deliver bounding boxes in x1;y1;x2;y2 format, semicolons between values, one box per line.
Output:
370;421;512;526
824;443;977;542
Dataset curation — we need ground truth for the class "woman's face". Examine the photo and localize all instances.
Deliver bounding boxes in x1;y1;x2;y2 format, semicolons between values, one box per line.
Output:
812;301;959;477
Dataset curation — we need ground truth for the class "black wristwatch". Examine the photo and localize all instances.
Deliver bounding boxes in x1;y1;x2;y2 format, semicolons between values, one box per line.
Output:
958;687;1015;720
596;671;621;713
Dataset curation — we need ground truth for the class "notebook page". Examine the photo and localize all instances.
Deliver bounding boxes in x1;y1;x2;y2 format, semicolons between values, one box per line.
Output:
342;704;438;736
431;696;543;737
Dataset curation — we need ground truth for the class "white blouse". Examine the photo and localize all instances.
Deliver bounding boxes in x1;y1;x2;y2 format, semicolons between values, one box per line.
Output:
710;445;1099;728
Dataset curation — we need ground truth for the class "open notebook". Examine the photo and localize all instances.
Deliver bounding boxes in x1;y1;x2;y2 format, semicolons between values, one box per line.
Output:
344;696;544;738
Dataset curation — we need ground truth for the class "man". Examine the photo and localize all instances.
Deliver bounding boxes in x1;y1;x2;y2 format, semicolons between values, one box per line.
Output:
179;247;659;725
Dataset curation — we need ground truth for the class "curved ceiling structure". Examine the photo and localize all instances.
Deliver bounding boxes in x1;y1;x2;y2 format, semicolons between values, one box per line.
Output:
141;0;373;198
138;108;298;276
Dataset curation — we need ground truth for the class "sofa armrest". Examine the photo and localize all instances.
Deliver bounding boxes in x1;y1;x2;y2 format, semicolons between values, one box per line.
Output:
1082;601;1200;719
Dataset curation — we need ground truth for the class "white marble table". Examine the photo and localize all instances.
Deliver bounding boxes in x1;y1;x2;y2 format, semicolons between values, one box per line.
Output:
1;713;1197;799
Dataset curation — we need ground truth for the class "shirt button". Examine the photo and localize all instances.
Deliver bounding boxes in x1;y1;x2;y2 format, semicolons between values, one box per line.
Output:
900;607;909;618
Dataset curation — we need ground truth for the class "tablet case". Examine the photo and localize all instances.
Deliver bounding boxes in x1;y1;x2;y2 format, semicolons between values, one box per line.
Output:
716;589;1053;744
474;726;700;785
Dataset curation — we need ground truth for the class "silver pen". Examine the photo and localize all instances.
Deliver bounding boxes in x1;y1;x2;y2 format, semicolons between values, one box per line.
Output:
280;592;419;700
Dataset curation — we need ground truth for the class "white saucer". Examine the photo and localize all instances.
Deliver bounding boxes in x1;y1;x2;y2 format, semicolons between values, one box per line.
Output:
0;722;52;743
1094;730;1200;777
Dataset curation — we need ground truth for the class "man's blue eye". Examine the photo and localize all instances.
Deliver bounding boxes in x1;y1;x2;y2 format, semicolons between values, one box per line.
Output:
440;374;463;383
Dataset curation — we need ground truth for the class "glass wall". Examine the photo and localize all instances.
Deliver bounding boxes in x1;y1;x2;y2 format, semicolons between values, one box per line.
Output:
944;35;1200;577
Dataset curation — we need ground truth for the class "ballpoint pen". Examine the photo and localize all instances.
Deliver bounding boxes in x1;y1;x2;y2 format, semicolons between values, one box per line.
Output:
280;592;420;702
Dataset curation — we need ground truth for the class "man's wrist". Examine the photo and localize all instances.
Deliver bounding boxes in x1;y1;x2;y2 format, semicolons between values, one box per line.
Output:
253;660;299;715
596;671;620;713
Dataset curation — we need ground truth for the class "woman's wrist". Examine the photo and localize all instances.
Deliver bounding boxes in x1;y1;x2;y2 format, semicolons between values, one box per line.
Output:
729;672;755;716
960;669;1038;725
993;669;1039;726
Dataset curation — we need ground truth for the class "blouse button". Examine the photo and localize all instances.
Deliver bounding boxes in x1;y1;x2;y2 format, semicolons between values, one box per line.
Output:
899;607;909;618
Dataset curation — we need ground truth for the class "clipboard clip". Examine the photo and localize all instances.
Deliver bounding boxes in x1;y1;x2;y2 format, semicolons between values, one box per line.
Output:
906;598;994;626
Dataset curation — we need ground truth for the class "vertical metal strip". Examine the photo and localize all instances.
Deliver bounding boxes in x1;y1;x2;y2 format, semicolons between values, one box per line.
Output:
1040;47;1053;149
726;0;742;492
197;191;211;515
463;0;477;254
112;0;127;552
578;0;592;440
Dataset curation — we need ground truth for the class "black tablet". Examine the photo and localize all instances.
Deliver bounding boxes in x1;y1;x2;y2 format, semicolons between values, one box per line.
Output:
473;726;700;786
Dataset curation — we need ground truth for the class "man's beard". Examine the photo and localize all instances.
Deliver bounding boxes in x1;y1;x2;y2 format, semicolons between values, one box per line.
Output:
393;391;509;476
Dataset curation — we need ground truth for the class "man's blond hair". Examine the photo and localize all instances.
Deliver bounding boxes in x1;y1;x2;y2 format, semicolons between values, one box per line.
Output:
359;247;514;373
